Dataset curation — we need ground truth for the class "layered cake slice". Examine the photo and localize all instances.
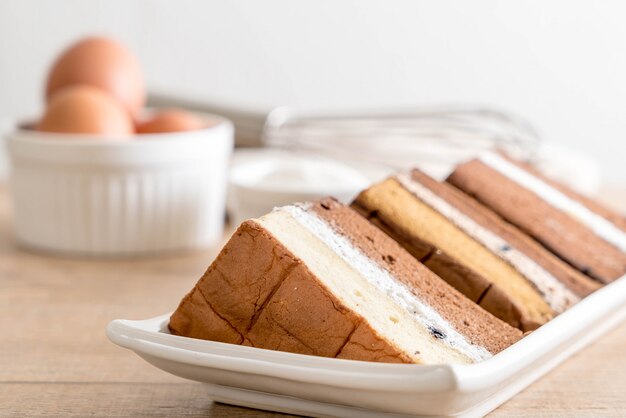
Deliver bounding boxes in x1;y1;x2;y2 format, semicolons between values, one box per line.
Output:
447;153;626;283
497;156;626;233
169;198;521;364
353;169;599;331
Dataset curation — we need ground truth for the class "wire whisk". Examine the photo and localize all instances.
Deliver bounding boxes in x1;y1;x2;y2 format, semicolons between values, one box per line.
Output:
262;105;542;175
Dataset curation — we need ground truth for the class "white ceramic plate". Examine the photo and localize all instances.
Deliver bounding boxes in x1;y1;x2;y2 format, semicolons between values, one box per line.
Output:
107;276;626;418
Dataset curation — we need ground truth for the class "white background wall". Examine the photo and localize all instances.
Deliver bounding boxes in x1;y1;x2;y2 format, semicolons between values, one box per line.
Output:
1;0;625;183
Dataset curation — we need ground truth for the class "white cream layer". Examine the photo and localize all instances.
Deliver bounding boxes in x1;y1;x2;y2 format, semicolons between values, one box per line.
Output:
396;172;579;313
278;203;492;363
479;152;626;253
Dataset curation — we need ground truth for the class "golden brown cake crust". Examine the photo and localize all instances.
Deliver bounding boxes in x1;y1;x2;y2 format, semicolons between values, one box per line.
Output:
168;287;244;344
447;159;626;283
169;220;412;363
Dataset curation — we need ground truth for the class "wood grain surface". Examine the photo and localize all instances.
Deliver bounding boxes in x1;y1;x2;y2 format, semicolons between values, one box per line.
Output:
1;185;625;417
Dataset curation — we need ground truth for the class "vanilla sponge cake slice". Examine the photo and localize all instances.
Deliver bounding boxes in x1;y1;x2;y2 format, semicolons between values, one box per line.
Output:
353;170;599;331
169;198;521;364
447;153;626;284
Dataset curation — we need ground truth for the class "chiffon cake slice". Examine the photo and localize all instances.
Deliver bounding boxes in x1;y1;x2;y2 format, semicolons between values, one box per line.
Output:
447;153;626;284
169;198;521;364
352;170;599;331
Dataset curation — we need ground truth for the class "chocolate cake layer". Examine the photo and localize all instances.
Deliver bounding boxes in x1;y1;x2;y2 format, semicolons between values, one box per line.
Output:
506;156;626;233
310;198;522;355
448;156;626;283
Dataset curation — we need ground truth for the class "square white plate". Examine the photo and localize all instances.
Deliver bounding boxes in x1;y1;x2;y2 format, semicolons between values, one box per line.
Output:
107;276;626;418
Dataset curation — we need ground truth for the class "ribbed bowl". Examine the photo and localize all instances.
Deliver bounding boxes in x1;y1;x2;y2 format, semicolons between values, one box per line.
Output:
6;115;233;256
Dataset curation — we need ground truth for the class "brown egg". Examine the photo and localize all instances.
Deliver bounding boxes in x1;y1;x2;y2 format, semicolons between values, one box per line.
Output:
37;85;134;137
46;36;145;117
136;109;206;134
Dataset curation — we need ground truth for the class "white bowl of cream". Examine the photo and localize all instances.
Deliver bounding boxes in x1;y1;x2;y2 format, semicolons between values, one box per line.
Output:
229;150;370;226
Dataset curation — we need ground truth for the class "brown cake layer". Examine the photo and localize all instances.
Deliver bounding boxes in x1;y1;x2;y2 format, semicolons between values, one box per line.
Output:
505;156;626;233
311;198;522;354
448;158;626;283
169;219;412;363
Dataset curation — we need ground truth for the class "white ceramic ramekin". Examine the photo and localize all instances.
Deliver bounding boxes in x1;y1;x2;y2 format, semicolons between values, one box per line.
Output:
6;114;233;256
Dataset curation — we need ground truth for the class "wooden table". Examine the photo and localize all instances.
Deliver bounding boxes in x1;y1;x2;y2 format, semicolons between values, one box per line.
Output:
1;185;626;418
